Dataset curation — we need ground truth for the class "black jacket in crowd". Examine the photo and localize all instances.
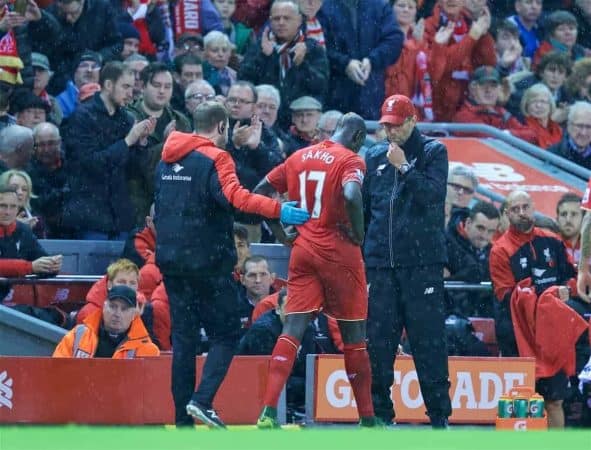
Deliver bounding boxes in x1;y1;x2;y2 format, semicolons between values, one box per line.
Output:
29;0;122;94
61;92;137;235
548;133;591;171
363;128;448;268
27;158;68;238
445;220;494;318
238;37;329;129
227;118;283;225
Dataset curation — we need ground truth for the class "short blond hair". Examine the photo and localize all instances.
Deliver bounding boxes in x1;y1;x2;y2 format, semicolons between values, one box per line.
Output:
106;258;139;281
521;83;556;118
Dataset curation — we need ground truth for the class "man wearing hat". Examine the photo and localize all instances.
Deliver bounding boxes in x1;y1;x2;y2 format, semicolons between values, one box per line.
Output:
32;53;63;126
56;50;103;119
453;65;535;142
53;284;160;358
12;90;51;129
364;94;452;428
283;95;322;156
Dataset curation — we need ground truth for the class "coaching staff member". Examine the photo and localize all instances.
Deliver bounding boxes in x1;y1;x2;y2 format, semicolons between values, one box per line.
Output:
363;95;452;428
154;101;309;428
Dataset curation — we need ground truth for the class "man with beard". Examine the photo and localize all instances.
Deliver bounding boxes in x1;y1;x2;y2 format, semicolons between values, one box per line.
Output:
56;51;103;119
489;190;576;428
154;101;309;427
62;62;156;239
556;193;583;266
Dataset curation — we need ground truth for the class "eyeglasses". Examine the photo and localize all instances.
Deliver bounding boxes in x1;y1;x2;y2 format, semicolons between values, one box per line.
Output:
256;103;278;111
35;139;61;148
78;62;100;71
226;97;254;106
318;127;335;136
186;93;216;102
447;182;474;195
569;122;591;132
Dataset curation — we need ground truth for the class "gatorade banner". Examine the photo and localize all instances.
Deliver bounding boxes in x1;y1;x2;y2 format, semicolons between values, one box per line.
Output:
313;355;535;424
443;138;582;217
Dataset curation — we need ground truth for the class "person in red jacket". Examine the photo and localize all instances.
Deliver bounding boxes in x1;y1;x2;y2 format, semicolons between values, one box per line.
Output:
76;259;143;324
489;190;577;428
453;65;536;142
423;0;496;121
520;83;563;149
384;0;424;100
121;203;156;269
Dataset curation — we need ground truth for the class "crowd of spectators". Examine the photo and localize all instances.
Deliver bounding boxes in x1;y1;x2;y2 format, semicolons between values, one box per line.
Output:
0;0;586;240
0;0;590;426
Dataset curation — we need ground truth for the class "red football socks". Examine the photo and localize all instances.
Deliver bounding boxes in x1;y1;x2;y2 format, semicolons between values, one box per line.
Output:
344;343;375;418
263;334;300;408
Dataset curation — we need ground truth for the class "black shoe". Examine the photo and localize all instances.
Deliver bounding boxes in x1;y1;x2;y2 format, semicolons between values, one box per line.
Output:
186;401;226;429
430;417;449;429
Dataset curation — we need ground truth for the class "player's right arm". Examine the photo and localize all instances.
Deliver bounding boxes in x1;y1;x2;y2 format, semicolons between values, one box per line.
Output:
253;163;297;247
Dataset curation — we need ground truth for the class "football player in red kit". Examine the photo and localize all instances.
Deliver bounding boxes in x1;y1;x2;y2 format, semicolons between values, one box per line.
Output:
253;113;380;428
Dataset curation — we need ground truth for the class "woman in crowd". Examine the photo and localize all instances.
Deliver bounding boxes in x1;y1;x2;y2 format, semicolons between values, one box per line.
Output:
202;30;237;96
0;169;45;238
520;83;563;149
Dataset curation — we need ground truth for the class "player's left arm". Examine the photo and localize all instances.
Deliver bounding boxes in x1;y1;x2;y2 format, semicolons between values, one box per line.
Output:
342;156;366;246
343;181;364;245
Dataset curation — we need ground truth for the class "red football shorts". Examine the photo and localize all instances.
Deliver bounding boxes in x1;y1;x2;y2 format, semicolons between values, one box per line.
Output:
285;244;368;321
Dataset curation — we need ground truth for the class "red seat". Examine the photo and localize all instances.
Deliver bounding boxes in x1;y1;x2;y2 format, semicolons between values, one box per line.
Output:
470;317;498;356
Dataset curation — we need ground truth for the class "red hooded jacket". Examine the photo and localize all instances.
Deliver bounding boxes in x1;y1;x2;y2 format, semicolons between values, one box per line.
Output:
510;279;588;378
423;5;496;121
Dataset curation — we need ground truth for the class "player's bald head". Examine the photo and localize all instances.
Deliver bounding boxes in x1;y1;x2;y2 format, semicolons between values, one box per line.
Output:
332;113;366;153
506;190;532;207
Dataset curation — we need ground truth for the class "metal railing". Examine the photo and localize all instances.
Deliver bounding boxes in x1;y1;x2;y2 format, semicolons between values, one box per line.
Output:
365;121;591;181
0;275;102;285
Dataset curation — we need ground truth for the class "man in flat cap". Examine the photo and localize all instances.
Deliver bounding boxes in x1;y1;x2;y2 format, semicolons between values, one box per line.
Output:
283;95;322;156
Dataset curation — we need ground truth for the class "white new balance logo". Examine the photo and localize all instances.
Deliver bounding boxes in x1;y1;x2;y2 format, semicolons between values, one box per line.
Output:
172;163;184;173
273;355;288;362
0;370;13;409
424;287;434;295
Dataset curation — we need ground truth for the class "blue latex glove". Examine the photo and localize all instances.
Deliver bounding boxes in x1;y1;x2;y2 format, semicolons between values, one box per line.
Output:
280;201;310;225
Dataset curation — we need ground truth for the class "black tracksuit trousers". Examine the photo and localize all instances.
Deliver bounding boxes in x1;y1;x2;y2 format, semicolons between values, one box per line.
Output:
164;274;241;425
367;265;452;423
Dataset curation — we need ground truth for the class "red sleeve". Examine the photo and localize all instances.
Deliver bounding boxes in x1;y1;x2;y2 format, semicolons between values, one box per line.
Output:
214;151;281;218
582;179;591;210
0;259;33;277
139;263;162;300
472;33;497;68
266;162;288;194
489;244;516;302
77;276;108;324
341;155;366;187
151;284;171;351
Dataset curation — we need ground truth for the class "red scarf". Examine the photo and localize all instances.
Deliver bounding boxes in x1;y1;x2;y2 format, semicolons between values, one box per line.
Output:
174;0;202;38
289;125;319;145
276;30;305;79
0;8;23;84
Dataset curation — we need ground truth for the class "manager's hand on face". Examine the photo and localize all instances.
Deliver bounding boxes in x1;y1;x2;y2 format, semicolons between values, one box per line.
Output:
280;201;310;225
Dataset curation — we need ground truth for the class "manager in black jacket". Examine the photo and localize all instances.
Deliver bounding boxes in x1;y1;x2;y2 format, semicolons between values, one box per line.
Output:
154;101;309;428
363;95;451;428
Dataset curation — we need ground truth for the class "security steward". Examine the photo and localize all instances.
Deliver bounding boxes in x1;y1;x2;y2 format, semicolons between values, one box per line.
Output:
363;95;452;428
53;285;159;358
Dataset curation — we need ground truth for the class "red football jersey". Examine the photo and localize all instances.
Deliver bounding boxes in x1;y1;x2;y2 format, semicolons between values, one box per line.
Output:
266;140;365;261
583;178;591;210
